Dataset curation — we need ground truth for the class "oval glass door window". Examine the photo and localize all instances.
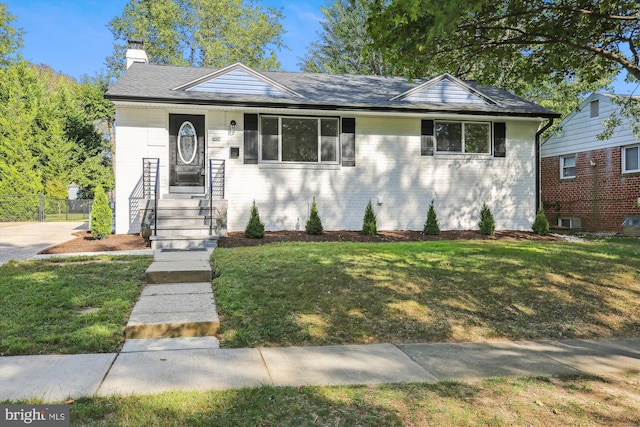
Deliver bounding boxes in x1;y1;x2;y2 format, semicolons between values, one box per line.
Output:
178;121;197;164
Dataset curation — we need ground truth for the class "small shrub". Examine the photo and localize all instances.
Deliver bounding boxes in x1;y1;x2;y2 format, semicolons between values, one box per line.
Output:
423;199;440;235
362;200;377;236
305;197;324;235
478;202;495;235
532;208;550;235
90;185;112;240
244;200;265;238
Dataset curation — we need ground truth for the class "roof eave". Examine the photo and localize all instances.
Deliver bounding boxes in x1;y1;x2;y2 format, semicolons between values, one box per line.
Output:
104;94;561;119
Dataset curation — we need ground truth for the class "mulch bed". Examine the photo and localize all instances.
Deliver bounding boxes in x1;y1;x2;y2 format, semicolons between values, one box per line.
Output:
38;230;151;254
39;229;562;254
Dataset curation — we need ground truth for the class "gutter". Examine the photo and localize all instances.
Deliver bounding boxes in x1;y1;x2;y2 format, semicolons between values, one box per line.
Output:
104;95;559;119
535;118;555;216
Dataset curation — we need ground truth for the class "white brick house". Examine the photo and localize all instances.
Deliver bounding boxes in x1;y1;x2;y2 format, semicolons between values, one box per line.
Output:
106;49;558;243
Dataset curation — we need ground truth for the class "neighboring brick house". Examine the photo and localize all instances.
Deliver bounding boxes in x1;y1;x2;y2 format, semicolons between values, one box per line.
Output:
541;93;640;231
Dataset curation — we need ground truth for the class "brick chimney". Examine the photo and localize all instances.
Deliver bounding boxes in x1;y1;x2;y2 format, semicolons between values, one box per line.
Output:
126;40;147;69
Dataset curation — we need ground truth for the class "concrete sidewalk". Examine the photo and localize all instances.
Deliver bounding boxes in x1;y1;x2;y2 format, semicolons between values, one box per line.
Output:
2;247;639;403
1;338;639;402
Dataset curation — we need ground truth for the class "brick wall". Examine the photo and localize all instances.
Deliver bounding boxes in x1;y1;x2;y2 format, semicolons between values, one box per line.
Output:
541;146;640;231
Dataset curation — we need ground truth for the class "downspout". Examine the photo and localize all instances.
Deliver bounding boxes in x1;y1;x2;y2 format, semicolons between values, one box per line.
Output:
535;118;555;216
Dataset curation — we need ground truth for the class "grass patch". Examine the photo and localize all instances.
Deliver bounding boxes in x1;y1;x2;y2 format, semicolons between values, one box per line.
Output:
213;240;640;347
30;373;634;426
0;256;151;355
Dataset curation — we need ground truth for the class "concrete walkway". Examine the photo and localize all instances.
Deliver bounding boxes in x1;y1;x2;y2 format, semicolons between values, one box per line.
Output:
0;222;88;266
1;338;639;402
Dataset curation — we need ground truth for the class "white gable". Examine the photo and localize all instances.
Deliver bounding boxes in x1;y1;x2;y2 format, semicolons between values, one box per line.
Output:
392;74;495;105
541;93;638;158
177;63;300;97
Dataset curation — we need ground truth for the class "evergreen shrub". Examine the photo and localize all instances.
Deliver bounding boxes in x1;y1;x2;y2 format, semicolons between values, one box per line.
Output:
532;208;550;235
423;199;440;235
478;202;495;235
305;197;324;235
244;200;265;238
90;185;112;240
362;200;377;236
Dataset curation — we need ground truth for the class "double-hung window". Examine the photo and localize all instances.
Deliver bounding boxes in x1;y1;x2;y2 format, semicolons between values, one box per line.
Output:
260;116;339;163
435;121;491;154
560;155;576;179
623;144;640;173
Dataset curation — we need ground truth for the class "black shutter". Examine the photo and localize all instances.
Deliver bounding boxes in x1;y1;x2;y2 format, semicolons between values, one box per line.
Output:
342;118;355;167
421;119;434;156
494;122;506;157
244;114;258;164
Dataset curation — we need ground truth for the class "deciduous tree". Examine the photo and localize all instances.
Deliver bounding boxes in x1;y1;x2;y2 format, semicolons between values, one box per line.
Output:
106;0;286;77
367;0;639;83
367;0;639;133
0;3;23;67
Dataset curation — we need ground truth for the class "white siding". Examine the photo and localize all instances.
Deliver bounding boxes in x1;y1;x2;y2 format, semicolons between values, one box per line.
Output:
221;115;537;232
187;69;287;96
541;94;638;158
406;79;487;104
114;107;169;233
115;106;540;234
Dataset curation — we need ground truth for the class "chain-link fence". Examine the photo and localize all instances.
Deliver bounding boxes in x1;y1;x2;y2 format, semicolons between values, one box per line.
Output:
0;194;93;222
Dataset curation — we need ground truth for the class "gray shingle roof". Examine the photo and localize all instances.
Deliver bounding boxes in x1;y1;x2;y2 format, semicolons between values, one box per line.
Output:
106;63;559;118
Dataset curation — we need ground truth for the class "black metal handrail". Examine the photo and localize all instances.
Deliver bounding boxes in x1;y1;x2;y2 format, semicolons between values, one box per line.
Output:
209;159;225;235
142;158;160;236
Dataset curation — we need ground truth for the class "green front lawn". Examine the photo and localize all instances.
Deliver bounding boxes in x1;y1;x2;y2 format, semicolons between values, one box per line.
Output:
63;373;639;426
0;256;151;356
213;239;640;347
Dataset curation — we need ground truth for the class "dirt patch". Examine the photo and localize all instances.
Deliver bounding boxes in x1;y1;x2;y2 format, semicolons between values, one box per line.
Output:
38;230;151;254
39;229;562;254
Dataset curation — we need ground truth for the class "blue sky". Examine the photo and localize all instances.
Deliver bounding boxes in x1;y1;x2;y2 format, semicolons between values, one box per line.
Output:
3;0;638;95
4;0;325;79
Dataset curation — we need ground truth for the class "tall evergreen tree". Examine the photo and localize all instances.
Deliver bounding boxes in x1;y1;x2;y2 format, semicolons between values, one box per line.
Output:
0;63;43;196
300;0;391;75
0;63;113;198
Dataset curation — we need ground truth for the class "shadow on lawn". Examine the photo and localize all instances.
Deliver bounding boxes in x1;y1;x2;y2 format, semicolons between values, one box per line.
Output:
214;240;640;347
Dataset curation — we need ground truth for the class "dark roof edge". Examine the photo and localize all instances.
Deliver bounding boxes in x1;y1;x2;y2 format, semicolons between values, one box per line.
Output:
105;95;561;119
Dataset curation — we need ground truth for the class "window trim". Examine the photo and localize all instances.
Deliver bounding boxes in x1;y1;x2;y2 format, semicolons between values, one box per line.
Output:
622;144;640;174
560;154;577;179
434;120;493;155
259;114;340;165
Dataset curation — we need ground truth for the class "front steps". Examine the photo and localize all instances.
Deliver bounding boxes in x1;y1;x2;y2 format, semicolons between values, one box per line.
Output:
125;249;220;340
145;197;227;250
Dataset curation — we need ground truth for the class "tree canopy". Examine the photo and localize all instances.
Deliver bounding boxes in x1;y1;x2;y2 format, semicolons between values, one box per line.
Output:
364;0;640;131
106;0;286;77
299;0;389;75
367;0;639;85
0;3;23;67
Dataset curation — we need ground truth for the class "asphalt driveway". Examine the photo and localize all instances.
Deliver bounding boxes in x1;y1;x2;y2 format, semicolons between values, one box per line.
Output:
0;222;87;266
